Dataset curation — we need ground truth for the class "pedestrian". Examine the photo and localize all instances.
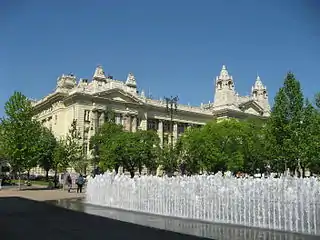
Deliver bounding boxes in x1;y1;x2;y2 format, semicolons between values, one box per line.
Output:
76;174;85;193
66;174;72;192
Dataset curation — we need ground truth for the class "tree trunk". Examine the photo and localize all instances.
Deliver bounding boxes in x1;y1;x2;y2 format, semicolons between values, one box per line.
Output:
115;164;119;174
179;163;186;175
45;170;49;181
27;169;30;180
130;171;135;178
296;169;301;178
302;167;306;178
54;168;58;188
18;170;21;190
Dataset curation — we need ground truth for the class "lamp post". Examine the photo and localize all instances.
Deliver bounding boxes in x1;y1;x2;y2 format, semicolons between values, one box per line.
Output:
164;96;178;148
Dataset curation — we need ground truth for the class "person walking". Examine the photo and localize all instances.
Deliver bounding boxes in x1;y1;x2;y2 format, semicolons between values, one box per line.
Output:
76;174;85;193
66;174;72;192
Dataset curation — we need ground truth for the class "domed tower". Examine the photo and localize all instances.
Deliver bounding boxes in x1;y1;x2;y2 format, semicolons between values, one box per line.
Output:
251;75;271;114
213;65;236;106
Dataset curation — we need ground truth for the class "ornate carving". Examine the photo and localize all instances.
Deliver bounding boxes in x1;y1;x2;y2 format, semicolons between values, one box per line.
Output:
52;101;64;110
125;72;136;87
56;74;77;90
93;65;106;80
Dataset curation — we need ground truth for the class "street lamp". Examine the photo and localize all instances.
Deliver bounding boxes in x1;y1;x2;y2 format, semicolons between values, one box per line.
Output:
164;96;179;148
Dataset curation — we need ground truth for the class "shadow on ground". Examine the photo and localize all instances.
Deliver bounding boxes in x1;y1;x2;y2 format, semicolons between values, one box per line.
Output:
0;197;208;240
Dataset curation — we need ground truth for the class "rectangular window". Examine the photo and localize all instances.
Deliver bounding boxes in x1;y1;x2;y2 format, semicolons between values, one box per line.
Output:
83;131;88;141
147;119;158;131
136;118;140;128
83;143;88;155
163;121;170;132
84;110;90;122
163;134;169;146
178;123;188;134
54;115;58;125
115;114;122;125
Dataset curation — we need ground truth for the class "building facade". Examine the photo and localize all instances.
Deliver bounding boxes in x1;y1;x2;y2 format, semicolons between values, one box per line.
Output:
32;65;270;158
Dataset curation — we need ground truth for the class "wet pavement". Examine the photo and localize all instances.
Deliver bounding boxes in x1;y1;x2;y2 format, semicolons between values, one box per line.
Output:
48;198;320;240
0;197;208;240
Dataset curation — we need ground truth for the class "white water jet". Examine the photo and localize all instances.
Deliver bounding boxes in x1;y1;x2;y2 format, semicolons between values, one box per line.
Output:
85;172;320;235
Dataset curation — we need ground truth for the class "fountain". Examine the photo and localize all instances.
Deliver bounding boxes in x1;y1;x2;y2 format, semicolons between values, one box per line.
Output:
85;171;320;236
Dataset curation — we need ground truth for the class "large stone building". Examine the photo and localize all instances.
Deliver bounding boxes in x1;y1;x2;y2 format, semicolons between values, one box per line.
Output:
32;65;270;157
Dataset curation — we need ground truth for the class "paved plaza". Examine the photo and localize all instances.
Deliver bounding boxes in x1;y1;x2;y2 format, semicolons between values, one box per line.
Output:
0;185;84;201
0;187;208;240
2;186;317;240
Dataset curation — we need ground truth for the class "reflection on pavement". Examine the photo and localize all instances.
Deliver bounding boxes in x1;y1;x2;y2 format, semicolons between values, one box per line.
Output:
48;198;319;240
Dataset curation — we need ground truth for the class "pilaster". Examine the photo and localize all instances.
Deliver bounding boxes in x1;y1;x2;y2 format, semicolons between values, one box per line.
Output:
173;122;178;145
91;111;98;133
124;114;131;131
157;120;163;146
99;111;105;128
131;116;137;132
139;112;148;130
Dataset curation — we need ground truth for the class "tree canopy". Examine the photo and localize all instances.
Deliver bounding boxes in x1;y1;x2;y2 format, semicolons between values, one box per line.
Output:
0;92;40;174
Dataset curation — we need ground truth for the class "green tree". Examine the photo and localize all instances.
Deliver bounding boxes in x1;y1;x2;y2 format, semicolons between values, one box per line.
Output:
214;120;245;173
99;130;146;178
135;130;160;175
241;118;268;175
116;131;143;178
65;119;84;173
158;144;178;176
0;123;8;162
0;92;40;186
51;120;83;187
36;126;57;180
299;99;320;175
178;127;204;174
266;72;304;174
315;92;320;109
91;121;123;172
200;120;244;174
52;139;69;187
179;120;248;175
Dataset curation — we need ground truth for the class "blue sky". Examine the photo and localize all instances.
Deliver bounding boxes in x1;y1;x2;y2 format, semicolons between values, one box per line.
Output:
1;0;319;116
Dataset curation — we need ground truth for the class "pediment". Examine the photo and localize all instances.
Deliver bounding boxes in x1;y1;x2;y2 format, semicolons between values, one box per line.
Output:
93;88;143;105
239;100;264;115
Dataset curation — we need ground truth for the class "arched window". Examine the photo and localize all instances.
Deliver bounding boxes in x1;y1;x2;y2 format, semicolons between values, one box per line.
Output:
253;90;257;98
217;81;222;89
263;90;267;98
228;81;233;89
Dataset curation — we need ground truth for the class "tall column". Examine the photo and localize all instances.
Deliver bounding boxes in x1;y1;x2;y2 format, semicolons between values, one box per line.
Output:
124;114;131;131
91;111;98;133
173;122;178;145
131;116;137;132
139;112;148;130
157;120;163;147
99;111;105;127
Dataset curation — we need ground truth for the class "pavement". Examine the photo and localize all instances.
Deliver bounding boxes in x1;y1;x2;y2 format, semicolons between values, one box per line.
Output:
0;185;84;201
0;186;208;240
